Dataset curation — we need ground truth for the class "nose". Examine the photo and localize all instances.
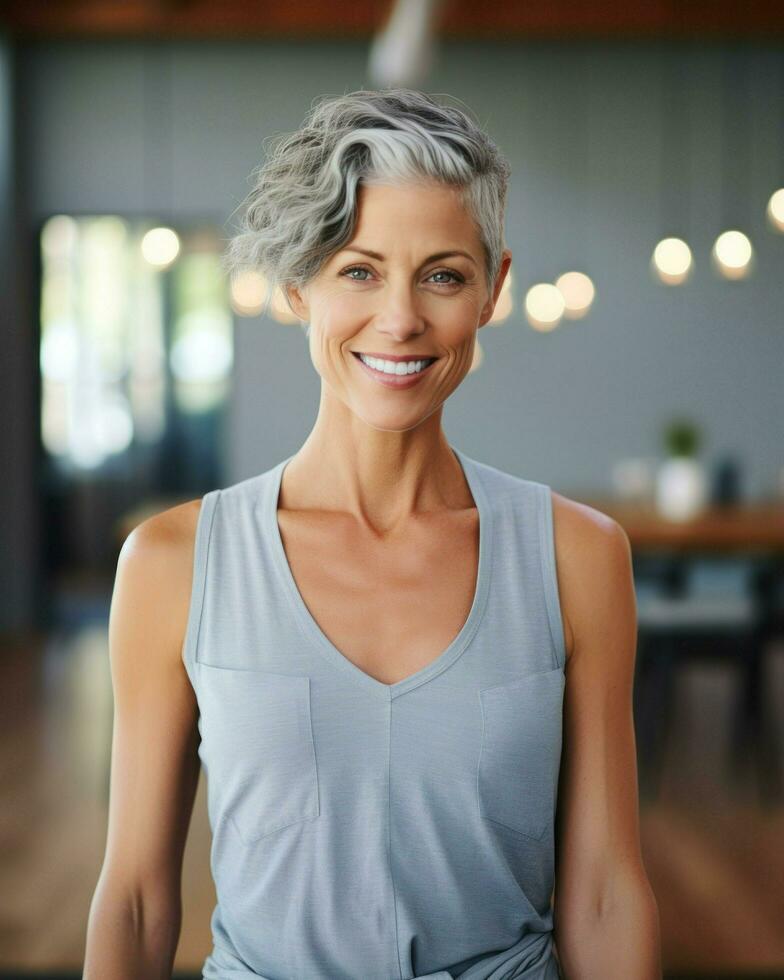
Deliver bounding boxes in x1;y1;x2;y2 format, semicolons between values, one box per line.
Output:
374;282;427;341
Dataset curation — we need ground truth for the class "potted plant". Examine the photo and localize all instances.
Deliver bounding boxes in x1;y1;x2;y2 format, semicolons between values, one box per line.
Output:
655;416;708;520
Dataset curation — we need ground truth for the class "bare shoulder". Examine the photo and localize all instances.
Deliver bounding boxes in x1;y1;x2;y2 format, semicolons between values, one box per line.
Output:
94;497;208;903
122;497;203;558
549;490;633;663
114;497;204;667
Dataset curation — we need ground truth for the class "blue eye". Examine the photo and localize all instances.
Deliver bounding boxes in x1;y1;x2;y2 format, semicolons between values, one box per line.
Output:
342;266;372;282
340;265;465;287
429;270;465;285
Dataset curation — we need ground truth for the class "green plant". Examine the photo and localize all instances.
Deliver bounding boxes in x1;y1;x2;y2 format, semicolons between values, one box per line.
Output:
663;417;702;457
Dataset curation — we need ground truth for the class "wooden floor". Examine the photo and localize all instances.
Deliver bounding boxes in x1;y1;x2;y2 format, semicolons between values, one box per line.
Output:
1;590;784;976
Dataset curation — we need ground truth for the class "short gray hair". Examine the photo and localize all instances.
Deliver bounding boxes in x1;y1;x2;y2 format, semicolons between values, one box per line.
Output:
223;88;511;326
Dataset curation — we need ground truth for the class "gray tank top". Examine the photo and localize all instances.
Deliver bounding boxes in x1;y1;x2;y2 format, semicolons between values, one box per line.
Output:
183;447;566;980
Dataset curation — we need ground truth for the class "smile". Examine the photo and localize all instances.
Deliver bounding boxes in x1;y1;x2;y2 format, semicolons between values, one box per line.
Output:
351;351;439;389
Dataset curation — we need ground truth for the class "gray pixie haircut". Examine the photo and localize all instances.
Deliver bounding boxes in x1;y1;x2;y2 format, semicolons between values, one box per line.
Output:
223;88;511;330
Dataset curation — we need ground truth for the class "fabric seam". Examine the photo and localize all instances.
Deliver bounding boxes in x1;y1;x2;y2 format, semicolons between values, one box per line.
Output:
538;483;567;671
186;488;221;669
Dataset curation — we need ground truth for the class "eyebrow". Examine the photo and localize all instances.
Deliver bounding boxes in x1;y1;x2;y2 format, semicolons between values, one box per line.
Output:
340;246;477;266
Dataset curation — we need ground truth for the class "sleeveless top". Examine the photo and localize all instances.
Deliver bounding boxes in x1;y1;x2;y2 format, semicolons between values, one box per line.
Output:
182;447;567;980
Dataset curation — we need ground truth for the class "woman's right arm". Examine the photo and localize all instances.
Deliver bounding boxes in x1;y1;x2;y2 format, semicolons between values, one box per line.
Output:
83;499;204;979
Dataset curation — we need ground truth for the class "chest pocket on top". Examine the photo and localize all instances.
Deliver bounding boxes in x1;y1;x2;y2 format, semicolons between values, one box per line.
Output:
477;666;565;841
196;664;320;845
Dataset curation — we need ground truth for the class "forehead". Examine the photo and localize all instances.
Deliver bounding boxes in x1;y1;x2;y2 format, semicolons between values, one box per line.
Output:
351;181;480;243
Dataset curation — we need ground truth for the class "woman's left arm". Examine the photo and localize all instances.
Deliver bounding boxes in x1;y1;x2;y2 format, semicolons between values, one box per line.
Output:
550;494;662;979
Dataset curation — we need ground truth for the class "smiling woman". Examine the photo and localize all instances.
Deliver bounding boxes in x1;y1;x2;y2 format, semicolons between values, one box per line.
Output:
84;88;660;980
222;88;510;332
277;173;506;433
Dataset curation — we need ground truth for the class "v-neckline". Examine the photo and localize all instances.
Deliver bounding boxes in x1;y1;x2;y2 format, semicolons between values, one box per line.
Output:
262;446;494;701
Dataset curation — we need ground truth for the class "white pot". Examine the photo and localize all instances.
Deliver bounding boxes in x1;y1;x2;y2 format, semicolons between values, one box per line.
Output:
655;456;708;521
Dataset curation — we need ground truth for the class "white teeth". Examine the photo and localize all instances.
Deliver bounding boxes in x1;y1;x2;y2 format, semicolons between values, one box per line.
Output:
358;354;433;375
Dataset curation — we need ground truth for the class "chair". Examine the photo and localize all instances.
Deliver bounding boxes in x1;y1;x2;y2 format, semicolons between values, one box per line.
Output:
632;555;782;804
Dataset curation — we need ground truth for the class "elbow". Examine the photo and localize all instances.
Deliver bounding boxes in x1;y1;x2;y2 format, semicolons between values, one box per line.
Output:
83;873;182;978
554;872;662;978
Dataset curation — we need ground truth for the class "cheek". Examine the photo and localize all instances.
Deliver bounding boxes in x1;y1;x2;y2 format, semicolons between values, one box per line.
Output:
312;294;364;339
439;301;483;343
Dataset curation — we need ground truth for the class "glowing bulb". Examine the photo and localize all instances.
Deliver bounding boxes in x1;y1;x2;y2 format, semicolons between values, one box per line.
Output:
525;283;564;332
766;188;784;232
230;270;268;316
712;229;753;280
141;227;180;268
555;271;595;318
651;237;693;285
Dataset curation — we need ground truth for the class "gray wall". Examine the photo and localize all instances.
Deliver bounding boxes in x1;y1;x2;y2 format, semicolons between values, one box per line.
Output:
13;37;784;515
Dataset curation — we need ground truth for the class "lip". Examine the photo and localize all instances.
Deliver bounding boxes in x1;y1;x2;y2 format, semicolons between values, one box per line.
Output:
351;351;438;389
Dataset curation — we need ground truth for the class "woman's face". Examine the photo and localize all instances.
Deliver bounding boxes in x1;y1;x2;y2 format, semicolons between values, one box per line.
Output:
287;180;512;432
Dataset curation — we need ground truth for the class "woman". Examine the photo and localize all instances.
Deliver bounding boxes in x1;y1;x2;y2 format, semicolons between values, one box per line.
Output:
84;89;661;978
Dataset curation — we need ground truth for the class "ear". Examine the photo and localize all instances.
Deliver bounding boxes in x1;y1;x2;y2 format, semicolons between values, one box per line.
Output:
285;282;310;323
478;249;513;328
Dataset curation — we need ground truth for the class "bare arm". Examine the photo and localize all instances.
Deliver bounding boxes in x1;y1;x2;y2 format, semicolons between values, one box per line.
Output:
551;495;662;979
83;499;203;978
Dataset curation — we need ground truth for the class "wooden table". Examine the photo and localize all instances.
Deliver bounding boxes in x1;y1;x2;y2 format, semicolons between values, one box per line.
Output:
577;498;784;554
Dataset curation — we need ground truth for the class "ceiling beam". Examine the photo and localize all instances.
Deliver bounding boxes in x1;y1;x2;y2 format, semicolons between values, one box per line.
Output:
3;0;784;40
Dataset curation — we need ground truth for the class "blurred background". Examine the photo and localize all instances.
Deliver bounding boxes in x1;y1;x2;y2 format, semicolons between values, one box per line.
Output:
1;1;784;977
